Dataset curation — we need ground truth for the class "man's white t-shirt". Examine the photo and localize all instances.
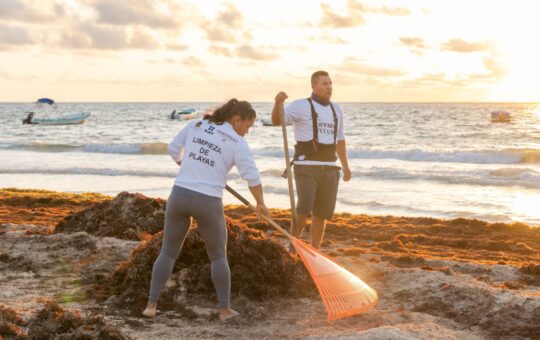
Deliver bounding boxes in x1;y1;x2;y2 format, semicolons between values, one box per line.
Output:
168;120;261;198
284;98;345;166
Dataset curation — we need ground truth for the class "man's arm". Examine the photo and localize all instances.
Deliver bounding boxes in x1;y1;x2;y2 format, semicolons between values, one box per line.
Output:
271;91;288;125
336;140;351;181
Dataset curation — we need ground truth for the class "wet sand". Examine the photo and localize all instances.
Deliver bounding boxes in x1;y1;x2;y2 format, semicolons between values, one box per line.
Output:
1;188;539;339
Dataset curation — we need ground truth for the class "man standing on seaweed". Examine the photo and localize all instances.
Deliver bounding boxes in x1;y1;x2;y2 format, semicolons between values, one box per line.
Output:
271;70;351;249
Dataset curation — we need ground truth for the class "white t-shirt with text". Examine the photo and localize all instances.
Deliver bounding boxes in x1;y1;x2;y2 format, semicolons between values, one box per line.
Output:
284;98;345;165
168;120;261;198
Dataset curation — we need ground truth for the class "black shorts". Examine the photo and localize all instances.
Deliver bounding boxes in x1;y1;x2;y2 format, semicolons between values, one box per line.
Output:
294;165;340;220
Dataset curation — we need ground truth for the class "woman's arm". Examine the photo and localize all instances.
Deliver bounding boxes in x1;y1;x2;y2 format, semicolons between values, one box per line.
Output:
248;184;270;219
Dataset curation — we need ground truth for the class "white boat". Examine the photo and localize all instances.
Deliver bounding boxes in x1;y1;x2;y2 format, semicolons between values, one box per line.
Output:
261;118;274;126
22;98;91;125
170;107;200;120
261;117;290;126
24;112;91;125
491;110;511;123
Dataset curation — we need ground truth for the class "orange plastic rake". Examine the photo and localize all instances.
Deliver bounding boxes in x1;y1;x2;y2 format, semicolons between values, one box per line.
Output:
226;185;378;320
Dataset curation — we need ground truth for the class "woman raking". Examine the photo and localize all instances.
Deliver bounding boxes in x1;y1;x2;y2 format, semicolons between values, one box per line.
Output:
143;99;270;321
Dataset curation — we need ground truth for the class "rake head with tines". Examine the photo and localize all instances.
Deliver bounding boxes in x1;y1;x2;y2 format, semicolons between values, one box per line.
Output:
225;185;378;321
290;237;378;320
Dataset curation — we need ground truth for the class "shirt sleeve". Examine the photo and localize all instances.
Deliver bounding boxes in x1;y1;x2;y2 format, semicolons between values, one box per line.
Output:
284;99;305;125
167;123;190;163
337;104;345;141
234;140;261;187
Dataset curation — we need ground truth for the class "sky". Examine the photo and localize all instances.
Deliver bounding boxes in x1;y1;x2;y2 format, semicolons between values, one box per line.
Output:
0;0;539;102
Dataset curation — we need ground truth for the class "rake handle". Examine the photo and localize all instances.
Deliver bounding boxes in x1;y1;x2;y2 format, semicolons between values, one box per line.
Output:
279;105;298;235
225;185;294;241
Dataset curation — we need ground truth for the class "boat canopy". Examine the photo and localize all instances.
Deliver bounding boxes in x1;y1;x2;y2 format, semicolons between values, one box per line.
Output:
36;98;55;105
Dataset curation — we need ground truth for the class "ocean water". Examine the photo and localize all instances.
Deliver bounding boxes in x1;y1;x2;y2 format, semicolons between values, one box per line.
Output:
1;102;540;225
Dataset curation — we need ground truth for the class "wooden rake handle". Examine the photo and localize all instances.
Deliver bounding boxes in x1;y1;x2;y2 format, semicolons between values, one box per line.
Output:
225;185;294;241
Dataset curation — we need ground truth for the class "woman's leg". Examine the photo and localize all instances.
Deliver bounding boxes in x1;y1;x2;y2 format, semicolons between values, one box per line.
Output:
192;197;237;319
144;187;191;316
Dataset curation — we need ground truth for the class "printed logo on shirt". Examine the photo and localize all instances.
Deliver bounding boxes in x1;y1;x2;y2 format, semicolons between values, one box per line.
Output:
217;130;238;143
318;122;335;135
204;126;215;135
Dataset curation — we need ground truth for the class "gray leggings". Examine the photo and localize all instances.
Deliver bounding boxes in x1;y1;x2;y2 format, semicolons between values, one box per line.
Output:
148;185;230;308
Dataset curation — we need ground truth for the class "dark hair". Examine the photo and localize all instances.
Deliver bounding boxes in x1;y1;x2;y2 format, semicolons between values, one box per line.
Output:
203;98;256;124
311;70;329;87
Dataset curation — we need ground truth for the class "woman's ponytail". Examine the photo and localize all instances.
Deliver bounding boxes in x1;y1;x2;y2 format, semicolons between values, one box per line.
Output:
204;98;256;124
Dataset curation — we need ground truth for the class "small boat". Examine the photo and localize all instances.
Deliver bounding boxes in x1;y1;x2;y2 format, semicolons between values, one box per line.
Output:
22;98;90;125
491;110;511;123
261;118;274;126
261;117;291;126
170;107;199;120
23;112;91;125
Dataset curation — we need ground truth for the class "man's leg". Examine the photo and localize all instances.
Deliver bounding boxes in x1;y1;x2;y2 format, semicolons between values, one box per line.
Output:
293;213;307;238
311;167;339;249
310;215;327;249
293;165;317;240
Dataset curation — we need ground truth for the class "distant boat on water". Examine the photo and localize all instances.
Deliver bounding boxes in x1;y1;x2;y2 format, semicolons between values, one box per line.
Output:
22;98;90;125
491;110;511;123
261;117;290;126
170;107;200;120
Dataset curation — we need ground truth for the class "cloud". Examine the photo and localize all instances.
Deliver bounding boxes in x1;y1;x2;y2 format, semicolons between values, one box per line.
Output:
399;37;427;49
0;24;32;45
379;73;464;91
348;1;410;16
441;39;490;53
320;3;365;28
167;43;187;51
467;56;505;82
405;58;505;88
92;0;183;29
207;43;277;61
183;56;204;67
399;37;429;55
205;27;237;43
129;31;159;49
482;57;504;78
409;73;466;87
79;26;127;49
377;5;410;16
310;32;348;44
340;58;406;77
59;24;159;50
0;0;57;22
236;44;277;61
58;30;93;49
320;1;410;28
202;3;245;43
216;3;243;29
208;45;233;57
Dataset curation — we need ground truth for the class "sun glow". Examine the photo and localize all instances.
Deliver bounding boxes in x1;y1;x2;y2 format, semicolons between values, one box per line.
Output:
511;194;540;221
483;2;540;102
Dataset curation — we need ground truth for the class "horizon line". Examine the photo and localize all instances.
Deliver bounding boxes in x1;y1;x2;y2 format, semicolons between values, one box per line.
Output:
1;101;539;104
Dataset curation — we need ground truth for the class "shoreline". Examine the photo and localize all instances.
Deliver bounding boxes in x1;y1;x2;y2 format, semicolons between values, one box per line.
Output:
2;187;539;265
1;188;539;339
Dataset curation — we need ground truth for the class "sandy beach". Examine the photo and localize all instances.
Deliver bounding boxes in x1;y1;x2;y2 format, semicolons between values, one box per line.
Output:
1;188;539;339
